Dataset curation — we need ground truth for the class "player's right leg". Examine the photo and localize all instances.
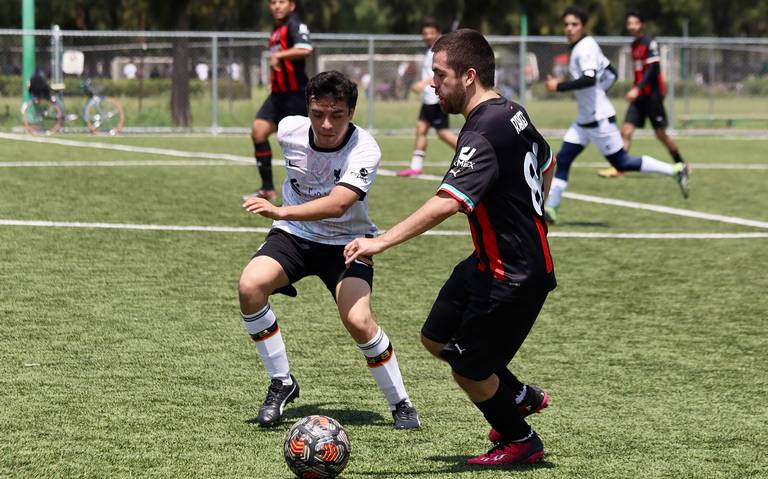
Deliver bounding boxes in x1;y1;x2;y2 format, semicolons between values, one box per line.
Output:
245;96;278;202
436;127;458;149
543;124;587;224
397;119;430;176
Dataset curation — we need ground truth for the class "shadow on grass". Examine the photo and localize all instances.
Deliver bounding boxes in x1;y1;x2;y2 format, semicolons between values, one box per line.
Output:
357;454;556;476
245;403;387;427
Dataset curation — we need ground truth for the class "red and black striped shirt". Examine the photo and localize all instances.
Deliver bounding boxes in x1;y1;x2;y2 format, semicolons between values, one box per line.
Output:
269;15;312;93
631;35;666;97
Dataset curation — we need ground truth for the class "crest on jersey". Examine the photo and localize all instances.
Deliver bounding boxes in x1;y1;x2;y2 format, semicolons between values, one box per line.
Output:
333;168;341;183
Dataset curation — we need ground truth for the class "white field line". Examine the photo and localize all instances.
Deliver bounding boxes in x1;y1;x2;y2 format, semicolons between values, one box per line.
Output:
1;219;767;239
0;160;244;167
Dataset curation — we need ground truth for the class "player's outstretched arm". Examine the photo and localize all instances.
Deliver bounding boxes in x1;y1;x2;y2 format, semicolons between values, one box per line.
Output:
344;192;460;265
243;185;359;221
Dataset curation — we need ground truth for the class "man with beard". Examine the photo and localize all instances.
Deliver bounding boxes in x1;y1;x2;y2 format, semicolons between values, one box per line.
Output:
345;29;556;465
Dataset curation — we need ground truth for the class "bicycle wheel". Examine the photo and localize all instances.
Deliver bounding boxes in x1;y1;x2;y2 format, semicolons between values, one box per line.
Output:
85;96;125;135
21;97;63;135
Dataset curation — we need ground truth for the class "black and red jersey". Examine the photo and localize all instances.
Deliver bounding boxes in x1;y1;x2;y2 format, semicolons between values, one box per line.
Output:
631;34;666;97
437;97;557;300
269;14;312;94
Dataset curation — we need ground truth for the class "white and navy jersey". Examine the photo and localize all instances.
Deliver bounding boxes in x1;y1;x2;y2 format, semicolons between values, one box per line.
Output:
273;116;380;245
437;97;556;299
421;48;439;105
569;35;616;124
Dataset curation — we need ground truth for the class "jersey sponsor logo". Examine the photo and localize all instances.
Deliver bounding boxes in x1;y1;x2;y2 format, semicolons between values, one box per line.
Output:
510;110;529;134
288;159;300;168
350;167;370;181
449;146;476;177
290;178;328;199
298;23;309;35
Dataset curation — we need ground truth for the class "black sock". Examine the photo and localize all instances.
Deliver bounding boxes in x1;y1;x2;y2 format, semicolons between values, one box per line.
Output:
474;379;531;441
671;150;683;164
254;141;274;191
496;368;525;397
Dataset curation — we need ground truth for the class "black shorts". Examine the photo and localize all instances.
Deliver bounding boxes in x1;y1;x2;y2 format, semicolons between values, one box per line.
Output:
625;95;668;129
421;257;548;381
256;92;308;124
418;103;450;130
253;228;373;300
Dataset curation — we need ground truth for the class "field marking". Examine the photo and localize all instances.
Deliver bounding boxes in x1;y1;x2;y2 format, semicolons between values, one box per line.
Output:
1;219;766;239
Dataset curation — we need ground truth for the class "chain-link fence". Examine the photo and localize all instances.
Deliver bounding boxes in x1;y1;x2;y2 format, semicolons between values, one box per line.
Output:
2;28;767;133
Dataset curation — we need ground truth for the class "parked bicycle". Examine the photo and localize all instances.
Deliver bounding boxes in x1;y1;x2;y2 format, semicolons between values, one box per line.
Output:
21;76;125;135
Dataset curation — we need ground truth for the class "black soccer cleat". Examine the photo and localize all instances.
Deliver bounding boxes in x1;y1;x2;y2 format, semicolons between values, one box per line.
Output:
392;399;421;430
256;374;300;427
674;162;690;199
488;384;549;443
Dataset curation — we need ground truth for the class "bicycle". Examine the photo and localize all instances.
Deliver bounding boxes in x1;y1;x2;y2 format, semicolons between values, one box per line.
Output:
21;79;125;135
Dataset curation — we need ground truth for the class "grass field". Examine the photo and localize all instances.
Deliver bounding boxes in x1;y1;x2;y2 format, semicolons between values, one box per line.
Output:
1;131;767;478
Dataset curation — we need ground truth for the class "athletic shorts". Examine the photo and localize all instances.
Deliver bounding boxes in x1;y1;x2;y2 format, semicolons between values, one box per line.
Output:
256;92;308;124
253;228;373;300
418;103;450;130
420;257;548;381
563;117;624;156
625;95;668;129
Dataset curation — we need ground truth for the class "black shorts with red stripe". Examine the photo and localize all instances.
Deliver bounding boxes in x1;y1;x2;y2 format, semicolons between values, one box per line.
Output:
256;92;308;124
421;256;549;381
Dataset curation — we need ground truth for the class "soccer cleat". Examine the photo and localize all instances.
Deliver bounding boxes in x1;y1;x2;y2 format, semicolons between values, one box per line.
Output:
597;166;624;178
256;374;300;427
488;385;549;443
543;205;557;225
673;162;690;199
392;400;421;430
242;189;279;203
396;168;423;177
467;431;545;466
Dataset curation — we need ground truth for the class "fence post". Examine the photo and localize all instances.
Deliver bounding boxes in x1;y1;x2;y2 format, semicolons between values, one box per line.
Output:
518;14;527;105
21;0;35;102
707;44;715;114
51;25;62;85
367;36;375;131
668;43;675;130
211;33;219;135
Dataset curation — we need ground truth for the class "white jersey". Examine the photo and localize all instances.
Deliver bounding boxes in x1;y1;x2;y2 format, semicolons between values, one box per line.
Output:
273;116;380;245
569;36;616;124
421;48;439;105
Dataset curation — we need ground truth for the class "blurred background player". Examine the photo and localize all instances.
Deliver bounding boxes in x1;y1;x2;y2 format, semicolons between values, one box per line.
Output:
598;10;687;178
244;0;313;202
396;18;458;177
238;71;420;430
346;29;555;466
544;6;689;224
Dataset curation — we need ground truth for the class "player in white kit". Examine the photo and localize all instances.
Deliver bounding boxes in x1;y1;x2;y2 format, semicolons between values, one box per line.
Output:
397;18;458;177
238;71;420;430
543;6;689;224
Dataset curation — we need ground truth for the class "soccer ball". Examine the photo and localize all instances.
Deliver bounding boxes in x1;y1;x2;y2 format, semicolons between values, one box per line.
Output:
284;415;351;479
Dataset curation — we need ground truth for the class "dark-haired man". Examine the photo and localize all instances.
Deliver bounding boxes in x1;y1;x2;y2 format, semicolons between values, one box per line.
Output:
239;71;420;430
245;0;313;203
345;29;556;465
397;17;458;177
544;6;689;223
599;10;687;178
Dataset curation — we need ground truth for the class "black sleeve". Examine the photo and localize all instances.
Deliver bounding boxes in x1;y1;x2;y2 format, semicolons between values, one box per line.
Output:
437;132;498;214
557;72;597;91
636;62;659;90
287;17;312;49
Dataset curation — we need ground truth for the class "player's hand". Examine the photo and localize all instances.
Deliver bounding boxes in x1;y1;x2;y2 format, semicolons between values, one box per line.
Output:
269;54;281;71
545;75;559;92
243;197;283;219
625;87;639;102
344;238;386;266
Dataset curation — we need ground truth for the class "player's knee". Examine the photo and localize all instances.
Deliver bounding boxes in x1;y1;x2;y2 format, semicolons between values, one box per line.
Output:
554;142;582;180
605;149;642;172
238;273;270;309
341;308;374;335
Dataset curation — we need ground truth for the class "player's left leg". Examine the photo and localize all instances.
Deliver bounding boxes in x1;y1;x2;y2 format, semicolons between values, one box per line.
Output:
436;127;458;149
397;119;429;176
543;123;588;223
334;264;419;429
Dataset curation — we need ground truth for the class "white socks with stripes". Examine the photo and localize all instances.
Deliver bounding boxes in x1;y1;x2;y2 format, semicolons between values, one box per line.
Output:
640;155;674;176
357;327;409;410
546;177;568;209
242;304;291;385
410;149;425;171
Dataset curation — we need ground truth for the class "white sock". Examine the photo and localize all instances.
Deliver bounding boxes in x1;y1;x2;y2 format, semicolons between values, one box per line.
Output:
410;149;425;170
357;327;409;409
546;177;568;209
242;304;291;384
640;155;674;176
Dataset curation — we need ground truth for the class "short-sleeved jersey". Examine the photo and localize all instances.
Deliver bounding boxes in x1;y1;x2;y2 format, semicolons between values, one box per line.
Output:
631;35;666;97
421;49;439;105
273;116;380;245
269;14;312;94
437;97;557;299
569;35;616;124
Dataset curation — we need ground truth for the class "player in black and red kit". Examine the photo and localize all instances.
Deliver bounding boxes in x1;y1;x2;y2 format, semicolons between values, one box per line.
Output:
600;10;686;178
345;29;556;466
245;0;313;202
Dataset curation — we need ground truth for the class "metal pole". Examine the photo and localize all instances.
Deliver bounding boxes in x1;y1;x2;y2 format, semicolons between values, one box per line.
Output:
682;20;689;114
707;45;715;114
668;44;675;129
51;25;62;85
211;34;219;134
518;14;527;104
21;0;35;101
367;36;375;131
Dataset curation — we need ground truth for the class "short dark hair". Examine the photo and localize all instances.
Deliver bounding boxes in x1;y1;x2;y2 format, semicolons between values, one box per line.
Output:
421;17;441;32
562;6;589;25
625;9;643;22
305;70;358;111
431;29;495;88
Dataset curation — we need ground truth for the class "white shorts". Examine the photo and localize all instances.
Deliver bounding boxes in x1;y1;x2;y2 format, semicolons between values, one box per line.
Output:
563;118;623;156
